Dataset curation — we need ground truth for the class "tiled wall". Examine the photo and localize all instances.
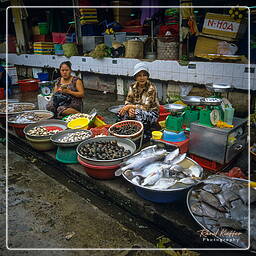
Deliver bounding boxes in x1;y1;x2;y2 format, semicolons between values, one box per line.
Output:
2;53;255;90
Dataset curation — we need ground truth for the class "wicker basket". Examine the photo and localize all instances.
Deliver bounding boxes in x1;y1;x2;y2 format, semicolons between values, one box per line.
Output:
124;40;144;59
157;37;179;60
108;120;143;139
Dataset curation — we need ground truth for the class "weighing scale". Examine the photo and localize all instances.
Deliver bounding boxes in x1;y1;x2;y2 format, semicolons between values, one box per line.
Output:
181;96;204;128
39;81;54;96
162;104;187;142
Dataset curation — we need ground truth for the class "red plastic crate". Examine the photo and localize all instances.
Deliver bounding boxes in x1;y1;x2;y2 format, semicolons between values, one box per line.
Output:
189;154;226;172
159;138;190;154
17;79;40;92
158;112;170;122
33;34;52;42
52;32;66;44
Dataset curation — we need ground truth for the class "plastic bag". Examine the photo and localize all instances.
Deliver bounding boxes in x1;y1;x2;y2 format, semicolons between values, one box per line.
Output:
179;85;193;97
53;92;72;108
217;41;238;55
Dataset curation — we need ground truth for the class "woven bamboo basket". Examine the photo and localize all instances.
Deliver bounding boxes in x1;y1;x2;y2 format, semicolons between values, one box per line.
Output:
124;40;144;59
157;37;179;60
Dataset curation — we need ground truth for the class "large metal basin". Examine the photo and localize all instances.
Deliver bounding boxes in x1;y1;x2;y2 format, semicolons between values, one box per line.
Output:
164;104;186;113
205;83;233;93
181;96;204;106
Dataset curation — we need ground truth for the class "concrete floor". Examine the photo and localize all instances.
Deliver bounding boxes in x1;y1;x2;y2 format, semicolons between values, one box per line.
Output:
0;143;171;255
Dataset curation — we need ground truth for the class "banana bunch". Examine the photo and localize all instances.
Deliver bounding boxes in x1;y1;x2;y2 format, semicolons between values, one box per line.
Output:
229;7;246;22
105;28;114;34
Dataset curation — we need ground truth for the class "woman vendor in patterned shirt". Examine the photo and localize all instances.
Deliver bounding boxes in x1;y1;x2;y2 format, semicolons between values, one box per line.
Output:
118;62;160;141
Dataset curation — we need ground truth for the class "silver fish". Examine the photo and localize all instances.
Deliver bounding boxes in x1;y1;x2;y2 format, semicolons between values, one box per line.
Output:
150;178;177;190
171;153;186;165
188;165;202;178
130;161;164;178
131;176;142;185
142;170;163;186
179;177;197;185
203;175;232;185
115;149;167;176
163;148;179;163
203;184;222;194
123;145;157;165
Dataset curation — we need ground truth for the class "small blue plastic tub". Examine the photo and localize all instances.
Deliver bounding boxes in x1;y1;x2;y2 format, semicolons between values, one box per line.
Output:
37;72;49;82
162;130;187;142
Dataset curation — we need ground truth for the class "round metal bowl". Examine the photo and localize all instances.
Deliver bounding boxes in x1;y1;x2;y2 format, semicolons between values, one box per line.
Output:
205;83;233;93
108;105;124;114
163;104;186;113
77;136;136;166
186;177;248;248
122;157;203;203
181;96;205;106
8;110;54;124
50;129;93;148
200;98;223;106
0;102;36;115
24;119;67;140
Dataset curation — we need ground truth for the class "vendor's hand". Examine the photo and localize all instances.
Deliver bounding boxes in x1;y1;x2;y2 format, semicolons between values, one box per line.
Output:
119;105;130;116
128;108;136;118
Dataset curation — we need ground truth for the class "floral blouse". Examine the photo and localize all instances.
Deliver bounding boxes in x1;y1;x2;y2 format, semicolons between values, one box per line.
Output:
125;81;160;112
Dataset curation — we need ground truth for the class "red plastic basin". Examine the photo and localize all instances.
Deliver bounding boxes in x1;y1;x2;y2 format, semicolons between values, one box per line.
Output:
77;156;120;180
17;79;40;92
9;122;28;137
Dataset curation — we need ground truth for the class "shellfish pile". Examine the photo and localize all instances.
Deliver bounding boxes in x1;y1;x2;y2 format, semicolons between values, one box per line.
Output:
79;140;131;160
64;113;90;122
0;103;34;113
9;112;52;123
27;126;61;136
188;175;255;248
110;123;140;135
58;131;91;143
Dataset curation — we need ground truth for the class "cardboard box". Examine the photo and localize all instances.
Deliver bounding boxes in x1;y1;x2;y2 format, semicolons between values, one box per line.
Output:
202;13;246;40
194;35;222;57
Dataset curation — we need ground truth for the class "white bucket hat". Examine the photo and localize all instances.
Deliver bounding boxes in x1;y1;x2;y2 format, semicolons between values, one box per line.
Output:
133;62;150;77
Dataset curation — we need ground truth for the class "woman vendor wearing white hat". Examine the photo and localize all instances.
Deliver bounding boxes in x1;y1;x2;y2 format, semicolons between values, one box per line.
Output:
118;62;160;141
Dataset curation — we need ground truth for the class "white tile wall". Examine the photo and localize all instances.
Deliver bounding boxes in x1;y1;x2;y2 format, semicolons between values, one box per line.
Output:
2;53;255;91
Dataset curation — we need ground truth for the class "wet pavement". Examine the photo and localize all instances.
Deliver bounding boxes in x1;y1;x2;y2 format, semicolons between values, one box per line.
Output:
0;142;170;255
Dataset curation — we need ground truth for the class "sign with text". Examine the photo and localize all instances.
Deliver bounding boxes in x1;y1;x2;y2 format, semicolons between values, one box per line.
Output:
202;13;244;39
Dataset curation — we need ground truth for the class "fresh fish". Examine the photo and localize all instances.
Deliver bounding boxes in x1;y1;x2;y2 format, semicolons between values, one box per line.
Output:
163;148;179;163
215;193;226;207
128;162;162;178
203;184;221;194
231;199;244;208
238;188;248;204
131;176;142;185
191;202;204;216
171;153;186;165
179;177;197;185
199;190;227;212
115;149;167;176
142;170;163;186
123;145;157;165
150;178;177;190
188;165;202;177
161;165;185;178
230;205;248;222
201;202;225;219
203;175;232;185
217;217;244;231
222;190;240;204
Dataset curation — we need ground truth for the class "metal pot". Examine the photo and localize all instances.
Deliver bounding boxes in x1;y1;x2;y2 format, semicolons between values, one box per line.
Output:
50;129;93;148
77;136;136;166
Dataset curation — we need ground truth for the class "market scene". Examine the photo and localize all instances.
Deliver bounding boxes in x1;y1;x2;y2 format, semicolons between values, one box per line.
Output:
0;0;256;255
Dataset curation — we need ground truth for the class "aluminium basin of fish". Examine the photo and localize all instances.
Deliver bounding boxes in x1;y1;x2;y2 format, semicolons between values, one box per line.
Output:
187;175;255;249
121;147;203;191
